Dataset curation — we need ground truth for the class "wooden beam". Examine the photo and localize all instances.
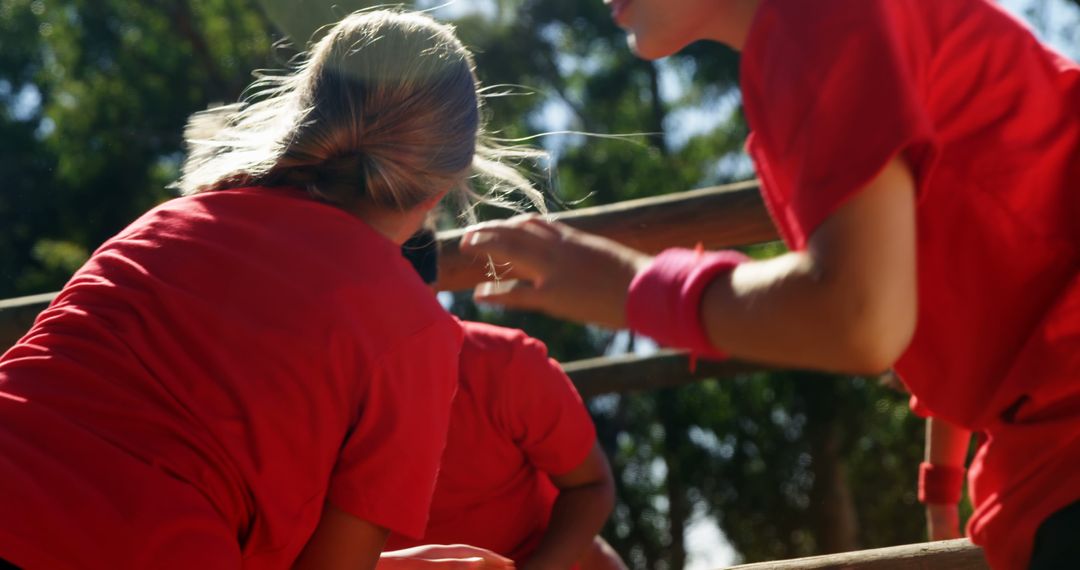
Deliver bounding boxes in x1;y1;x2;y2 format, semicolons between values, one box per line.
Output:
723;539;988;570
434;180;775;291
0;295;772;396
0;293;57;352
563;349;772;398
0;300;770;397
1;181;775;350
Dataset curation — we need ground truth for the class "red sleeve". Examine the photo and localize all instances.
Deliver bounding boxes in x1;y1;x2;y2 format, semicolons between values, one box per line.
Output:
909;394;933;419
494;332;596;477
741;0;939;249
327;318;462;540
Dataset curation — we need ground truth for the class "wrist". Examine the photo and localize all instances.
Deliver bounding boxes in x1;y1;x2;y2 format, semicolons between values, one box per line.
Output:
918;461;965;505
625;247;748;357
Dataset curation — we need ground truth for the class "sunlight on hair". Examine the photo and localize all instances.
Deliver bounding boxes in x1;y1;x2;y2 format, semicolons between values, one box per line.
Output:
174;7;549;229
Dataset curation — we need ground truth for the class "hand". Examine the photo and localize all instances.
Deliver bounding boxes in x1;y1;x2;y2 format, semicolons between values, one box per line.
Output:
460;215;652;329
925;503;962;541
379;544;515;569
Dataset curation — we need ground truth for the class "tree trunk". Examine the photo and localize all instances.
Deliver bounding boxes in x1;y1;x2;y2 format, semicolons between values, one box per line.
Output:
801;376;859;554
645;61;669;156
657;388;688;569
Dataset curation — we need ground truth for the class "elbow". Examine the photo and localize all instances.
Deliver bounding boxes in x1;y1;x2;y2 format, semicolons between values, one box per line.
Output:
823;276;916;376
590;455;617;520
597;463;617;517
842;324;913;375
838;302;915;375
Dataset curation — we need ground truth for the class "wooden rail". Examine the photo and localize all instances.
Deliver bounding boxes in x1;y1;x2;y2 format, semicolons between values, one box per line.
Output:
563;349;771;398
0;181;774;351
0;293;58;354
724;539;987;570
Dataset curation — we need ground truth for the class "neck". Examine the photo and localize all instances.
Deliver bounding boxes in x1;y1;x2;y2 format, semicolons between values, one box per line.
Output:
350;201;424;245
702;0;762;51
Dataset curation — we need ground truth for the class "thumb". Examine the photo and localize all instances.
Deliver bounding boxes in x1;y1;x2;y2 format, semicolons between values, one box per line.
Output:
428;546;514;565
431;557;513;569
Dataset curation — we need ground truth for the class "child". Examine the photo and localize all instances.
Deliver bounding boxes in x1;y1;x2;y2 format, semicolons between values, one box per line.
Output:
459;0;1080;568
375;231;625;570
0;10;536;570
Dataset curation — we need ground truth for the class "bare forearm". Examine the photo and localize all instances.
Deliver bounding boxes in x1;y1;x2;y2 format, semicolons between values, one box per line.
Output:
523;483;614;570
701;158;918;374
701;251;906;373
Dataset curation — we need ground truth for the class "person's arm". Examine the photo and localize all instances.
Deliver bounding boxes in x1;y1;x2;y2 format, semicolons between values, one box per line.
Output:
922;417;971;541
293;503;388;570
700;156;917;373
522;444;616;570
577;537;627;570
461;155;917;374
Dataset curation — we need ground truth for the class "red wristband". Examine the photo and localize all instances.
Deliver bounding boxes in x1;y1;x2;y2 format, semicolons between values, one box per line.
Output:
918;461;965;505
625;247;748;358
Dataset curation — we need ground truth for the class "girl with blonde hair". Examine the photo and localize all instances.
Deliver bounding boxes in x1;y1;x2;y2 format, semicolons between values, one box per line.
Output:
0;10;535;570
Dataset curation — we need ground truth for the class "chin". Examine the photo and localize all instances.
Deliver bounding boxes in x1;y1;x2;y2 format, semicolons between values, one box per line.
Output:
627;34;676;60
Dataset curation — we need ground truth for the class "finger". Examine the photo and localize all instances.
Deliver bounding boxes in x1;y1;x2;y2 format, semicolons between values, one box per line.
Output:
459;226;558;277
430;557;485;569
517;214;564;238
439;546;514;565
429;557;513;569
474;279;543;309
461;214;553;239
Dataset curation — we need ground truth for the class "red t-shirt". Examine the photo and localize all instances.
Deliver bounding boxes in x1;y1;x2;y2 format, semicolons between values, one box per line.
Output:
385;321;596;565
741;0;1080;567
0;186;462;569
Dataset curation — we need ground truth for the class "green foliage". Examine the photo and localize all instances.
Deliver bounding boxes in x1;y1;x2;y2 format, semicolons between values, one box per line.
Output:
16;238;88;292
0;0;287;296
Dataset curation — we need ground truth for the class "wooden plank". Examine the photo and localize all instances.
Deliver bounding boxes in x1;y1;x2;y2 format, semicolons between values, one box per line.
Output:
0;293;57;352
723;539;988;570
563;349;772;398
434;180;775;291
1;181;775;350
0;295;771;396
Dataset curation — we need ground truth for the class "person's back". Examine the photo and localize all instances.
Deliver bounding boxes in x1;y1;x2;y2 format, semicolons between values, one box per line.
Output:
0;185;459;568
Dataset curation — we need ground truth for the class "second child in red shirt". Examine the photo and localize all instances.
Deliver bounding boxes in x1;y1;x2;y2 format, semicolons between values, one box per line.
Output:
379;231;626;570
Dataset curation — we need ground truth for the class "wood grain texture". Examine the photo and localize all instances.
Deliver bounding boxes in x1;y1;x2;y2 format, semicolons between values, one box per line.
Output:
0;293;56;352
722;539;988;570
0;181;775;349
562;349;774;398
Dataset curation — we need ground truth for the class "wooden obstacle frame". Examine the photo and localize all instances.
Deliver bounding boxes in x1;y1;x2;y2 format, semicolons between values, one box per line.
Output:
0;181;988;569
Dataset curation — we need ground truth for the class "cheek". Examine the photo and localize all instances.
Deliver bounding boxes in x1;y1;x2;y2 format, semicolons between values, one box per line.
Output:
625;0;701;59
